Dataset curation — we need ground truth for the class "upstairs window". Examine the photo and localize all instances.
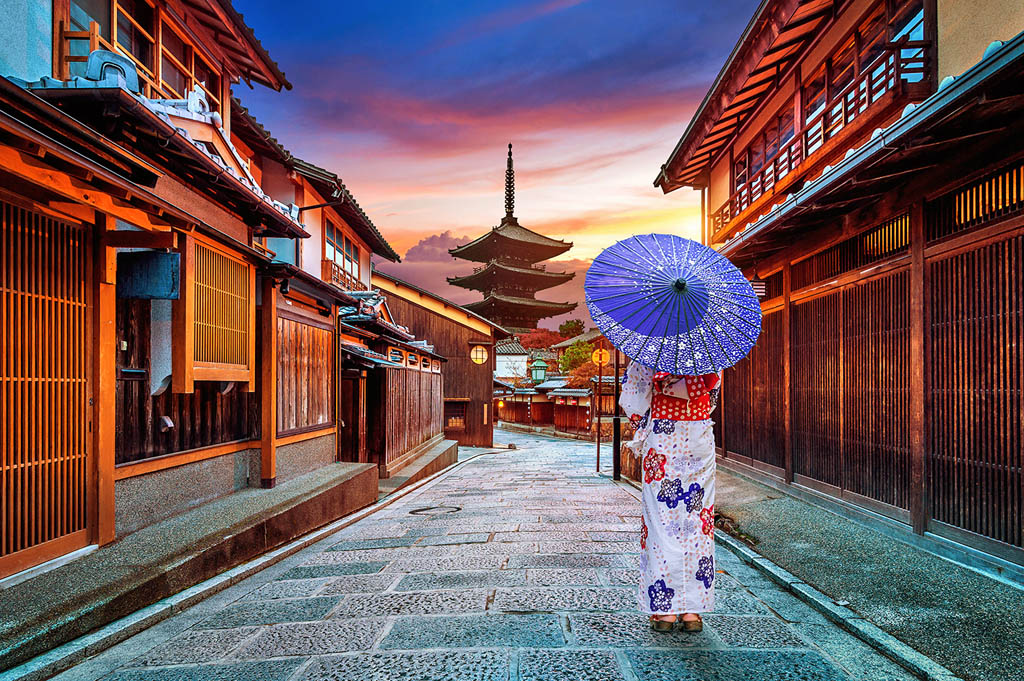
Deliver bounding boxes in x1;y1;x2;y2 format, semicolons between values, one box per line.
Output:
159;21;222;110
117;0;156;73
326;220;361;282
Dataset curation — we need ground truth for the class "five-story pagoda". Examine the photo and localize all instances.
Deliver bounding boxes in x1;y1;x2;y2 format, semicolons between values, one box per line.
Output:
449;145;576;332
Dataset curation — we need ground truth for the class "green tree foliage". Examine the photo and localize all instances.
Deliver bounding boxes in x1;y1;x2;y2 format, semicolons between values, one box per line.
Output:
560;340;594;373
558;319;585;338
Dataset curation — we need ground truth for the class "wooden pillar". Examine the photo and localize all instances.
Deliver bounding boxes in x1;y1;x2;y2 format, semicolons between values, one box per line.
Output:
909;201;928;534
358;371;368;463
783;262;794;483
260;278;278;488
171;236;194;394
93;216;116;545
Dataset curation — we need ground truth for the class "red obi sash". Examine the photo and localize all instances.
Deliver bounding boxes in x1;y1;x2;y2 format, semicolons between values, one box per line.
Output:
650;372;720;422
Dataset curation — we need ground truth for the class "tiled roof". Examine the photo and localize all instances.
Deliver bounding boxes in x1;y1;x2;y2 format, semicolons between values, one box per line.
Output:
462;293;577;312
496;338;528;355
449;216;572;263
550;329;602;349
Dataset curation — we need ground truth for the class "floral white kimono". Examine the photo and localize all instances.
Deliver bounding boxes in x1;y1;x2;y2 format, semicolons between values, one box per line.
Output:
619;362;721;615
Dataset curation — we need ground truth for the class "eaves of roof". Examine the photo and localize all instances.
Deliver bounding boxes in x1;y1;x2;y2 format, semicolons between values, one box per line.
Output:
721;32;1024;263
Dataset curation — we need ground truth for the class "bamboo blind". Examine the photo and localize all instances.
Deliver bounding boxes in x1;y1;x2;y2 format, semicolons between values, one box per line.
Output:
194;243;249;367
1;201;89;563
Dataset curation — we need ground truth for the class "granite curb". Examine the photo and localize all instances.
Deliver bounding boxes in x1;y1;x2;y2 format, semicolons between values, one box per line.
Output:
613;475;962;681
0;450;499;681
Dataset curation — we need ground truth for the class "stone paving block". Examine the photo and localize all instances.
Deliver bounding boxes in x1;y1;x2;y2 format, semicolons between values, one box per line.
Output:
280;562;388;580
508;553;623;568
713;588;774;616
536;540;635;554
741;585;831;624
587;531;637;542
337;524;409;539
570;613;719;649
524;568;602;586
711;573;744;590
302;548;413;564
380;614;565;649
395;570;527;591
385;556;508;572
493;587;635;612
413;541;538;556
238;578;329;601
197;596;342;629
625;649;851;681
703;615;806;648
327;536;420;551
126;628;259;666
493;531;591;542
603;569;641;586
234;618;386;657
414;533;492;546
316;574;399;595
331;589;490;617
519;650;625;681
103;659;305;681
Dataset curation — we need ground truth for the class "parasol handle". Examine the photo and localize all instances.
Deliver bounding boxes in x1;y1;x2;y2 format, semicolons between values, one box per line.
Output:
673;278;688;292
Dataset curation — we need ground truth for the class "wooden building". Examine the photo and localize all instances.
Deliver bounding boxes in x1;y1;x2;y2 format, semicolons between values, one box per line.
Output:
372;270;510;447
656;0;1024;567
448;145;576;332
0;0;433;583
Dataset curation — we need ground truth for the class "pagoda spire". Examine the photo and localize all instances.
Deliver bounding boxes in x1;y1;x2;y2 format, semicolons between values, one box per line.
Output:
505;143;515;219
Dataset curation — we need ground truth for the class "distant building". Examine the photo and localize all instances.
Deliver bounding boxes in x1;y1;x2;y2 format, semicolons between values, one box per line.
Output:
448;145;577;332
495;337;529;381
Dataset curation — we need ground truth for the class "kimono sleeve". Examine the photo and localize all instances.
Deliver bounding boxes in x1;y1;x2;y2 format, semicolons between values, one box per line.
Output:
619;363;653;427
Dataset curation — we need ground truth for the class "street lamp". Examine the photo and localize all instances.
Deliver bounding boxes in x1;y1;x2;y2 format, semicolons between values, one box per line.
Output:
530;359;548;383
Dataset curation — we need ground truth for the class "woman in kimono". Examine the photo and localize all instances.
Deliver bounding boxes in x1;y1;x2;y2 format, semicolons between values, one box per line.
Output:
619;362;720;632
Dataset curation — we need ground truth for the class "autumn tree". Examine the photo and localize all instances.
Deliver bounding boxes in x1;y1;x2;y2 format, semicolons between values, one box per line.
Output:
558;319;585;338
518;329;565;349
559;340;594;373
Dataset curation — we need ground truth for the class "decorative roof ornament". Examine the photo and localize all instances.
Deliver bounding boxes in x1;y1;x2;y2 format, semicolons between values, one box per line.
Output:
505;143;515;219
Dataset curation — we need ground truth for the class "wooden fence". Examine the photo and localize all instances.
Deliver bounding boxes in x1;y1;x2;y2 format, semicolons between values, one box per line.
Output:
277;315;333;435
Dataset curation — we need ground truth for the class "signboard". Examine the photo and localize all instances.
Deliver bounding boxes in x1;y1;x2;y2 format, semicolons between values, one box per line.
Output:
591;348;610;366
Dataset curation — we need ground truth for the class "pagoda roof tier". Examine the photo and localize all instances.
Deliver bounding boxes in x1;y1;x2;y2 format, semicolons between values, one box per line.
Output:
449;216;572;264
447;260;574;293
462;293;577;320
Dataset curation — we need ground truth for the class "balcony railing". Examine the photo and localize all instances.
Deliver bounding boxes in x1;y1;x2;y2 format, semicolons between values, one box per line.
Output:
323;259;368;292
711;42;931;239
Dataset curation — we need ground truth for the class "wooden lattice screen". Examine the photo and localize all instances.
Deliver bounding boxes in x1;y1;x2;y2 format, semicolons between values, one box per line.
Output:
792;212;910;290
929;234;1024;547
194;242;250;367
1;201;90;575
927;159;1024;242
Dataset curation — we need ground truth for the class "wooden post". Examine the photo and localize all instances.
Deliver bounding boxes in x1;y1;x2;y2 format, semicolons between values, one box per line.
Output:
783;262;794;483
612;348;621;481
260;277;278;488
909;201;928;534
93;215;116;545
171;235;195;393
596;358;603;472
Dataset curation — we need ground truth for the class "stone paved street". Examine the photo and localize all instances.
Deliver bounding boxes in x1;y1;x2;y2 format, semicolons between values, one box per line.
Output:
55;432;917;681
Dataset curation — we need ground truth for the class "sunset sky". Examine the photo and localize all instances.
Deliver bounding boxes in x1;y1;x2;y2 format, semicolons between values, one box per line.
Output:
236;0;756;329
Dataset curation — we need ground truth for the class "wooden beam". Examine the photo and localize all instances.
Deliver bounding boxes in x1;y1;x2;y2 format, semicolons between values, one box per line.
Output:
782;262;794;484
909;201;927;534
94;216;117;545
260;277;278;487
172;235;196;393
0;144;173;232
103;230;178;249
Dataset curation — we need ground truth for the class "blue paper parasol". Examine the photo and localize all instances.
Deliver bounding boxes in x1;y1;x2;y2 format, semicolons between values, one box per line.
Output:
585;234;761;375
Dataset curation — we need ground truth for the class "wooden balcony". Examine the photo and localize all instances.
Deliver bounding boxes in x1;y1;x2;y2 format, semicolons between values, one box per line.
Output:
322;259;368;292
710;42;932;243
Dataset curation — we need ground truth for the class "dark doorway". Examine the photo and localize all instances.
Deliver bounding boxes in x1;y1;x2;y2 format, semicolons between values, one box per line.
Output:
338;373;360;462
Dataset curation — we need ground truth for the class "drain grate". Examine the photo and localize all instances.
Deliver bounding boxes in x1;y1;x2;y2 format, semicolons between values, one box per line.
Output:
408;505;461;516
